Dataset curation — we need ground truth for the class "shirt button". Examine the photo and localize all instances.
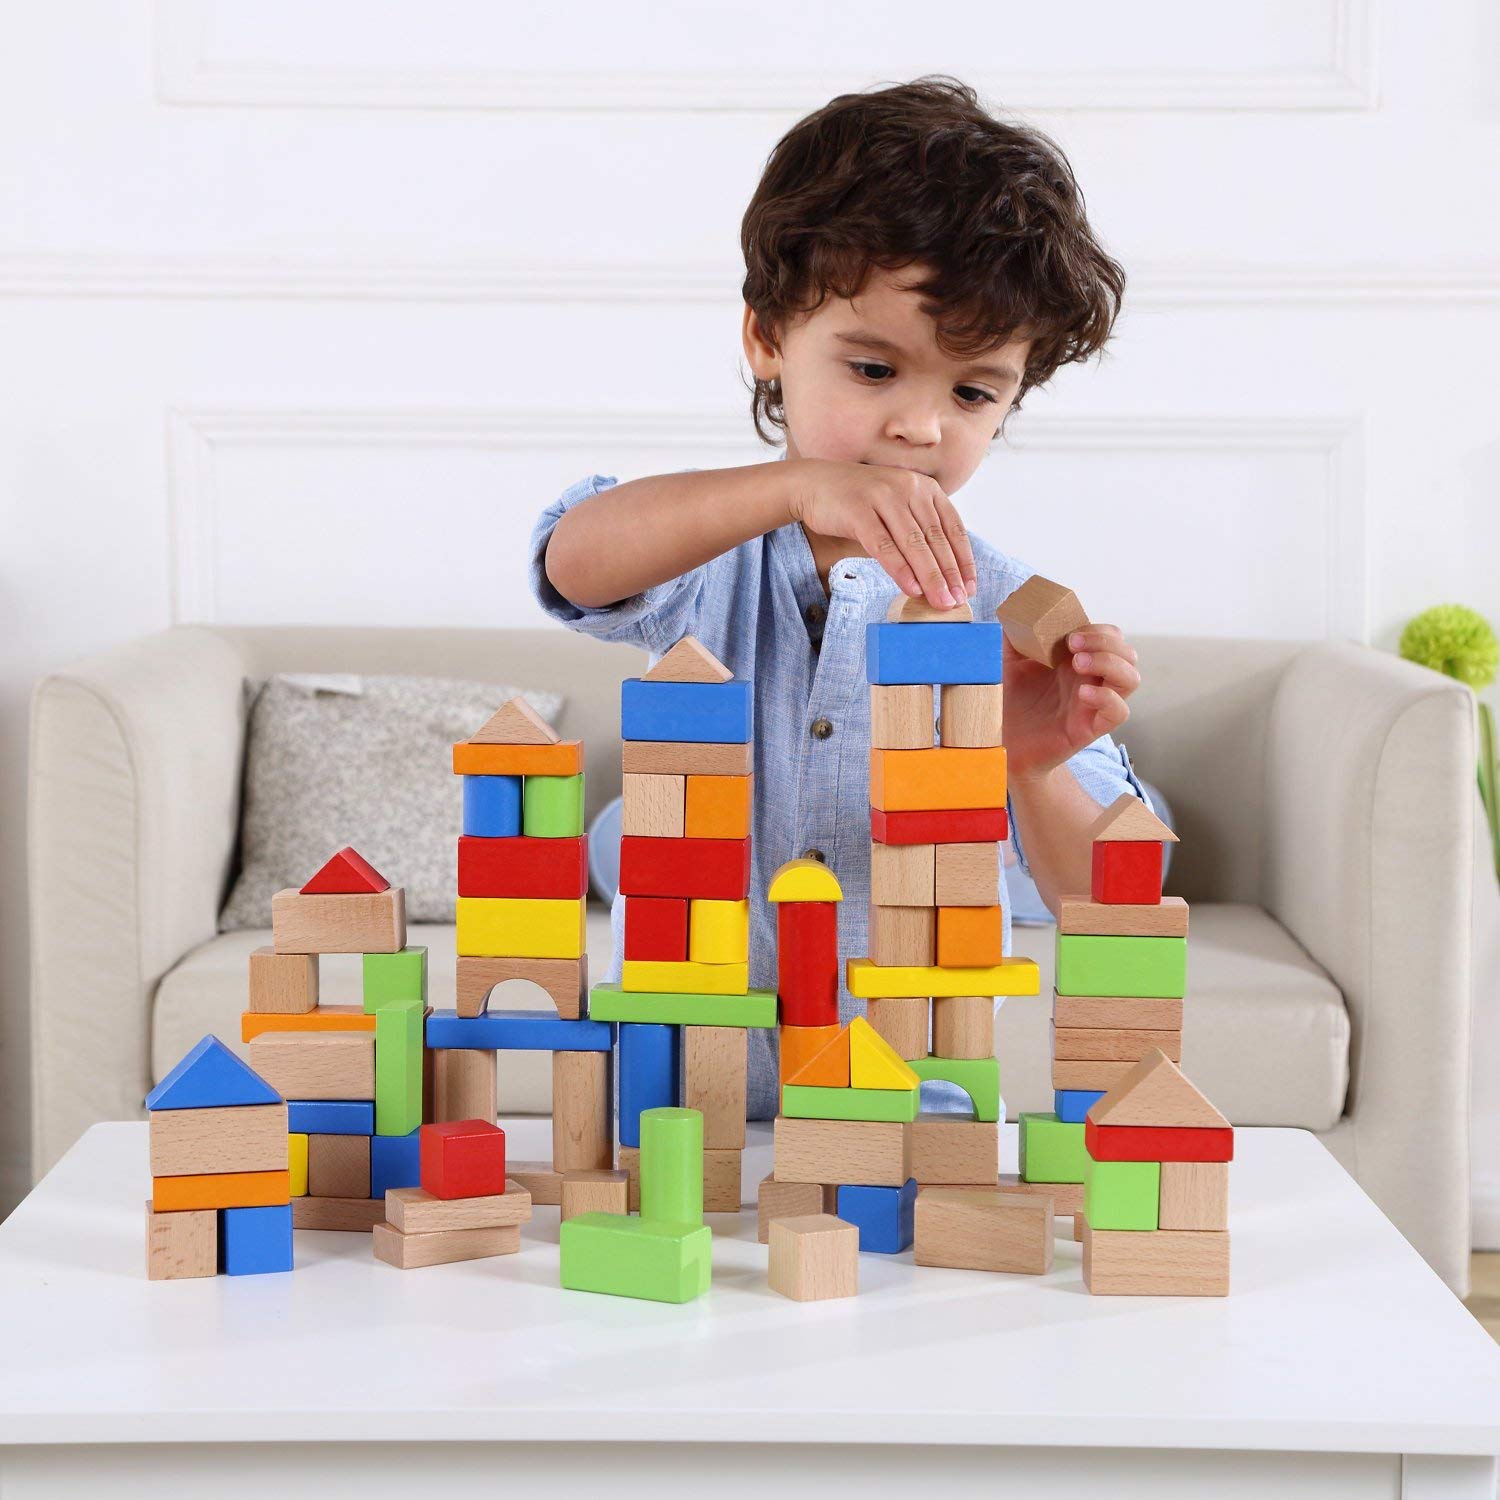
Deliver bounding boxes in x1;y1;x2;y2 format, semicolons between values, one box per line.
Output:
805;602;825;624
810;718;834;740
803;848;826;863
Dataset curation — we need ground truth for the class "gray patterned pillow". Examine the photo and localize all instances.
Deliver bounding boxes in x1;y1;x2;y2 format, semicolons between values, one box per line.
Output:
219;673;564;930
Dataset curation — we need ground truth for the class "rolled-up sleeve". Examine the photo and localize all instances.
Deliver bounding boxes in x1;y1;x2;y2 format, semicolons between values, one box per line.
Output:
1008;735;1151;879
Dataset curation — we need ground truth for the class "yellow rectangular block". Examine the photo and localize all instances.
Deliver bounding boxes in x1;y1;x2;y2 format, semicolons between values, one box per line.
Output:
288;1133;309;1197
869;747;1006;812
846;956;1040;999
455;896;585;959
621;960;750;995
688;899;750;964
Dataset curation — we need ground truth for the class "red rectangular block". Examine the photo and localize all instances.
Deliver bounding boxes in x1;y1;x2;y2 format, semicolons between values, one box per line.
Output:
1084;1118;1234;1164
420;1119;507;1199
871;807;1008;846
618;835;751;900
1091;841;1163;905
624;896;689;962
457;835;588;899
777;901;838;1028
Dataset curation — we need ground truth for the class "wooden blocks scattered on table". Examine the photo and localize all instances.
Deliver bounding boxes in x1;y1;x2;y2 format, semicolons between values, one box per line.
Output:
768;1214;859;1301
914;1187;1054;1274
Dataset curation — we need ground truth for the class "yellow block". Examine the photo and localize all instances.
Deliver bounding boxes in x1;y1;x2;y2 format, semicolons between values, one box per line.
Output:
456;896;585;959
848;1016;920;1090
766;858;844;904
288;1133;308;1197
846;956;1040;999
622;960;749;996
688;898;750;964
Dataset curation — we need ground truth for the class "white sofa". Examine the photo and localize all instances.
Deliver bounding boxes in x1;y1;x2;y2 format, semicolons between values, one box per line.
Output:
28;625;1477;1291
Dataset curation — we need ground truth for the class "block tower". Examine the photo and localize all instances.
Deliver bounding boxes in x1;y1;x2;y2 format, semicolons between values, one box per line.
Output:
589;636;776;1213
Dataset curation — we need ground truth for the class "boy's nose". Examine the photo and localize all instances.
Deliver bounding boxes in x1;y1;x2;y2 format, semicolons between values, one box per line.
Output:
884;403;943;448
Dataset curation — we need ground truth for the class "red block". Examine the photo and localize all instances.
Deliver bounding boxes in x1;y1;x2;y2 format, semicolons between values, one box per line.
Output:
1091;841;1163;904
457;834;587;899
420;1119;507;1199
618;835;751;900
777;901;838;1027
1084;1118;1234;1164
871;806;1008;846
301;845;390;895
624;896;689;961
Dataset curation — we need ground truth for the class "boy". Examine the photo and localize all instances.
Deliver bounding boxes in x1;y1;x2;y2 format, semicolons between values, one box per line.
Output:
531;78;1146;1118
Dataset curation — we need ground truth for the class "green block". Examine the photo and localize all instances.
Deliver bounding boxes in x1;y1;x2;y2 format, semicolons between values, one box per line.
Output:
1055;933;1186;998
640;1107;703;1226
588;984;777;1028
374;997;423;1136
908;1056;1001;1122
781;1084;919;1123
1083;1156;1160;1230
559;1213;712;1303
1019;1112;1088;1184
523;773;585;837
362;947;428;1013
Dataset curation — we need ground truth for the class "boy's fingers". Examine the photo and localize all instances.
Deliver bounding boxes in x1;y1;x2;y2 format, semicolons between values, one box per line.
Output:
864;520;922;597
1079;682;1130;729
878;502;955;607
911;495;966;602
934;492;978;596
1071;650;1141;696
1068;625;1136;663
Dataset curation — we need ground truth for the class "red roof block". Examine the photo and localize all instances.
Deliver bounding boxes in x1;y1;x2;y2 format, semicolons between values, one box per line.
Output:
301;846;390;895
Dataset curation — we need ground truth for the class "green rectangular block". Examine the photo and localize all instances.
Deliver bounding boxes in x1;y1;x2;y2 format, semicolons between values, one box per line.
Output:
523;773;585;838
1055;934;1187;998
559;1213;712;1303
374;997;423;1137
781;1083;920;1123
907;1056;1000;1122
1019;1111;1088;1184
588;983;777;1028
362;947;428;1013
1083;1156;1160;1230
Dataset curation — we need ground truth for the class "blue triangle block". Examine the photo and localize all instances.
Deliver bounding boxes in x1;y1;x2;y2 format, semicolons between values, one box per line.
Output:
145;1035;282;1111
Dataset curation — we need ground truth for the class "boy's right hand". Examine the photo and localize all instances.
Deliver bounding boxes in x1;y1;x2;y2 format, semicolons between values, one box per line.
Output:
785;459;978;608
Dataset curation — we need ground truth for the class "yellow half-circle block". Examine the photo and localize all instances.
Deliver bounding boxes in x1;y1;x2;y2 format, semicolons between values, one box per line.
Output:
767;858;844;904
848;1016;919;1090
846;956;1040;998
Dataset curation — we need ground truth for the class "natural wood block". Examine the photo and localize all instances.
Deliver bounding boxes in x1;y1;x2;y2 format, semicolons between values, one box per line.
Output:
870;684;934;749
455;955;587;1019
247;1031;375;1101
560;1170;629;1221
936;904;1004;966
772;1116;912;1187
470;696;559;745
886;595;974;622
1052;1058;1137;1091
1090;1049;1230;1130
248;947;319;1014
703;1148;742;1212
642;635;733;683
373;1220;520;1270
1053;992;1183;1031
1087;793;1178;845
911;1114;998;1184
1052;1023;1182;1063
149;1102;289;1178
869;746;1007;813
768;1214;858;1301
1073;1212;1085;1242
932;996;994;1059
271;888;406;955
508;1161;563;1207
939;683;1004;747
684;773;753;839
621;740;753;777
934;842;999;906
780;1023;842;1084
915;1187;1054;1273
622;773;685;838
433;1048;496;1124
145;1202;216;1280
1082;1223;1230;1296
1059;894;1189;938
870;841;935;906
756;1174;837;1243
997;1173;1084;1215
292;1195;383;1231
865;997;930;1060
994;575;1088;668
616;1147;641;1212
683;1026;747;1149
308;1133;371;1200
386;1181;533;1233
551;1051;613;1172
870;905;936;966
1158;1161;1230;1231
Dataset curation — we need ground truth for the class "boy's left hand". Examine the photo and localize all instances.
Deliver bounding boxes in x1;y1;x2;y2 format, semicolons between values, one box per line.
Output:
1001;625;1140;785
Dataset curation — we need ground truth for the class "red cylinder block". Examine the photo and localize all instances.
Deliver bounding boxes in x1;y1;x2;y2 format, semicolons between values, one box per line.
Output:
777;901;839;1027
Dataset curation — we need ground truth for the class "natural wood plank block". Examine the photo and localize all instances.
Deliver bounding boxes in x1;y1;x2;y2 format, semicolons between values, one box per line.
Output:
1059;895;1189;938
373;1220;520;1270
1052;1058;1137;1091
622;773;685;838
292;1196;381;1232
271;888;406;955
1082;1223;1230;1296
703;1148;742;1212
621;740;753;777
911;1114;998;1185
507;1161;563;1207
870;841;935;907
560;1170;629;1221
1053;992;1184;1031
870;905;936;967
386;1181;532;1233
1052;1023;1182;1063
145;1202;216;1280
308;1133;370;1200
551;1051;613;1172
997;1173;1084;1215
934;842;999;906
684;1026;747;1149
915;1187;1054;1273
455;955;587;1019
1158;1161;1230;1231
932;996;993;1059
994;575;1088;668
433;1048;496;1124
865;997;930;1061
247;1031;375;1101
756;1174;837;1243
248;947;318;1015
149;1102;288;1178
642;635;732;683
684;773;753;839
768;1214;858;1301
772;1116;912;1187
939;683;1003;747
870;684;934;750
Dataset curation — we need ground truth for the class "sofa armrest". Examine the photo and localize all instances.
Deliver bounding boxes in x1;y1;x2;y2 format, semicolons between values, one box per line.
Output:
1263;641;1475;1287
28;626;248;1176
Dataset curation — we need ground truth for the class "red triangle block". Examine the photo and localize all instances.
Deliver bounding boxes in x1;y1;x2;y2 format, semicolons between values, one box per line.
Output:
301;846;390;895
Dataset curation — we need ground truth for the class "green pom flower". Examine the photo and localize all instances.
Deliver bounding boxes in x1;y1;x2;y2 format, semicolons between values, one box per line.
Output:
1400;605;1498;691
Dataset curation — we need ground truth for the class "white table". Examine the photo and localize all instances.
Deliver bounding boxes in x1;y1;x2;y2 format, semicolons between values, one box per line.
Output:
0;1121;1496;1499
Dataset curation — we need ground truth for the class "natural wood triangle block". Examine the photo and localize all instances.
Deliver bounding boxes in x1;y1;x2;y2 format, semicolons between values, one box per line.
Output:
642;635;733;684
848;1016;920;1091
1086;793;1178;844
1088;1048;1229;1130
301;845;390;895
469;697;559;746
785;1026;850;1088
885;596;974;623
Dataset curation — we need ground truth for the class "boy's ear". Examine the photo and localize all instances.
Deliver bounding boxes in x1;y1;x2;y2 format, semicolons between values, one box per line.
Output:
741;304;781;380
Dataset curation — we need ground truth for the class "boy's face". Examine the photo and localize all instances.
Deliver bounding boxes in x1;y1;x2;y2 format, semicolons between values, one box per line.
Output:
743;264;1028;498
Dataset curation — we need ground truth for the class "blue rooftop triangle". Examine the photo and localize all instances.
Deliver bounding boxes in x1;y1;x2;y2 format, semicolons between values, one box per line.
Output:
145;1035;282;1111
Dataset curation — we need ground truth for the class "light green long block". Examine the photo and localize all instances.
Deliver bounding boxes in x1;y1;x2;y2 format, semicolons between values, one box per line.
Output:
362;946;428;1013
908;1056;1000;1122
640;1107;703;1226
374;997;423;1136
781;1083;919;1123
1055;934;1187;998
523;772;585;837
1019;1111;1087;1184
1083;1156;1160;1230
559;1214;712;1303
588;983;777;1028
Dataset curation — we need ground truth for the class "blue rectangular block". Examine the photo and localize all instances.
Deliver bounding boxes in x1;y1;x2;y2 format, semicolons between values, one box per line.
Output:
617;1023;680;1149
620;678;752;744
219;1203;293;1276
425;1008;614;1052
836;1179;917;1254
370;1129;422;1199
463;774;521;838
286;1100;375;1135
1054;1088;1106;1124
865;621;1003;685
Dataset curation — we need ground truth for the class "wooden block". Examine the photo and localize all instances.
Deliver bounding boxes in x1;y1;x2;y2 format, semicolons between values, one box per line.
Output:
703;1148;742;1212
149;1102;289;1178
271;888;405;955
1089;1049;1230;1129
915;1187;1053;1273
620;739;753;777
1052;1059;1136;1091
559;1214;712;1303
642;635;732;683
373;1220;520;1269
1092;841;1164;905
552;1051;613;1172
618;835;751;901
848;957;1039;1000
462;773;521;838
560;1170;629;1221
683;1026;747;1148
869;747;1006;813
1073;1212;1085;1242
508;1161;563;1206
911;1114;999;1185
1082;1223;1230;1296
934;841;999;906
454;955;584;1019
768;1214;858;1301
639;1107;704;1225
387;1180;532;1232
772;1116;911;1186
588;985;777;1028
292;1195;383;1231
1087;793;1177;845
766;857;845;904
621;959;748;995
362;947;429;1012
247;1031;374;1101
617;1147;641;1211
780;1023;842;1084
622;773;685;838
456;895;585;960
756;1175;837;1243
684;773;753;838
848;1015;920;1090
777;901;838;1027
687;898;750;965
869;842;936;908
1052;1023;1182;1063
931;996;994;1059
152;1169;290;1213
419;1119;506;1198
885;595;974;623
240;1005;376;1041
864;997;930;1060
871;806;1009;846
145;1202;216;1280
936;904;1003;966
781;1082;918;1124
997;1174;1084;1214
432;1048;496;1124
870;904;935;966
621;677;751;744
1158;1161;1230;1230
470;696;560;745
308;1133;371;1200
870;684;934;749
1053;992;1184;1030
1058;895;1189;938
452;740;582;777
457;834;587;900
865;621;1002;685
1083;1156;1160;1230
939;682;1004;748
1086;1119;1234;1164
994;575;1088;668
301;845;391;894
288;1132;308;1196
1055;933;1187;998
247;947;318;1015
624;896;689;962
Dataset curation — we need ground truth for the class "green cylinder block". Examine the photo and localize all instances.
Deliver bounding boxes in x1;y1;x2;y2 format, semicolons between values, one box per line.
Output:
640;1106;703;1226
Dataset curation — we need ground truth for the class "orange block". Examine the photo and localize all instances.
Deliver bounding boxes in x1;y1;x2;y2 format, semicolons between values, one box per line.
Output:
152;1169;292;1212
685;774;753;839
452;741;582;776
937;905;1005;966
241;1004;377;1042
780;1023;840;1085
786;1026;851;1088
869;747;1006;812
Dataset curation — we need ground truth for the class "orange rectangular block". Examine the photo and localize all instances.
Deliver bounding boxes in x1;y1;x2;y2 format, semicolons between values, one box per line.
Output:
240;1004;378;1042
151;1169;291;1212
869;747;1006;812
685;774;753;839
452;741;582;776
936;905;1004;966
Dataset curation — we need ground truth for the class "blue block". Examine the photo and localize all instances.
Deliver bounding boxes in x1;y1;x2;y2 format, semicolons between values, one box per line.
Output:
620;678;752;744
836;1179;917;1254
865;621;1003;685
1054;1088;1106;1124
286;1100;375;1135
370;1129;422;1199
219;1204;293;1276
425;1008;614;1052
463;774;521;837
617;1023;680;1149
146;1035;281;1111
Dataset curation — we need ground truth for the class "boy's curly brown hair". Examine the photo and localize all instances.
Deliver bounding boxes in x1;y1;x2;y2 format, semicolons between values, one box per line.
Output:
740;76;1125;443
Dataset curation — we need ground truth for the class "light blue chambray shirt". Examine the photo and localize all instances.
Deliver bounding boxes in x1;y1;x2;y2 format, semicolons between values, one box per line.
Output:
529;473;1147;1119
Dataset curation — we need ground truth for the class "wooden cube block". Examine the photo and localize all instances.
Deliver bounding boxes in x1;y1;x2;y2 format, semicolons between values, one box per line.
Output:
1052;1024;1182;1063
935;904;1003;966
931;996;993;1060
622;773;685;838
432;1048;496;1124
772;1116;912;1187
561;1170;629;1221
552;1051;613;1172
869;747;1006;813
864;997;930;1061
687;898;750;965
911;1114;998;1185
386;1181;532;1232
271;888;406;955
1158;1161;1230;1230
291;1195;384;1232
935;842;999;906
455;954;587;1019
507;1161;563;1207
145;1202;216;1280
939;682;1003;748
248;947;318;1014
870;905;936;966
767;1214;858;1301
994;575;1088;668
420;1119;505;1200
683;1026;747;1149
372;1221;520;1270
1058;895;1189;938
149;1102;288;1178
624;896;689;962
308;1133;371;1199
1082;1223;1230;1296
703;1148;742;1212
870;684;934;750
756;1174;837;1243
870;842;935;907
914;1187;1053;1273
684;773;753;838
247;1031;374;1101
1092;841;1164;905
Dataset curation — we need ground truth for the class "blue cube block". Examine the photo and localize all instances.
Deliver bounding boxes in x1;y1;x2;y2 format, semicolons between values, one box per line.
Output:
286;1100;375;1135
836;1178;917;1254
424;1008;614;1052
620;678;752;744
463;775;521;838
219;1204;293;1276
370;1129;422;1199
617;1022;680;1149
1054;1088;1106;1124
865;621;1003;685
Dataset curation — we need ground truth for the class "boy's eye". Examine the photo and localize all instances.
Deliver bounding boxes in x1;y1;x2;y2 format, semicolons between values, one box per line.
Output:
956;385;998;406
849;360;894;382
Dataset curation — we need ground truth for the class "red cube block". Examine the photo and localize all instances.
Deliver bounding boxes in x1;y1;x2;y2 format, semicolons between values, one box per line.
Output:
1091;841;1163;905
777;901;838;1027
419;1119;507;1200
624;896;689;961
